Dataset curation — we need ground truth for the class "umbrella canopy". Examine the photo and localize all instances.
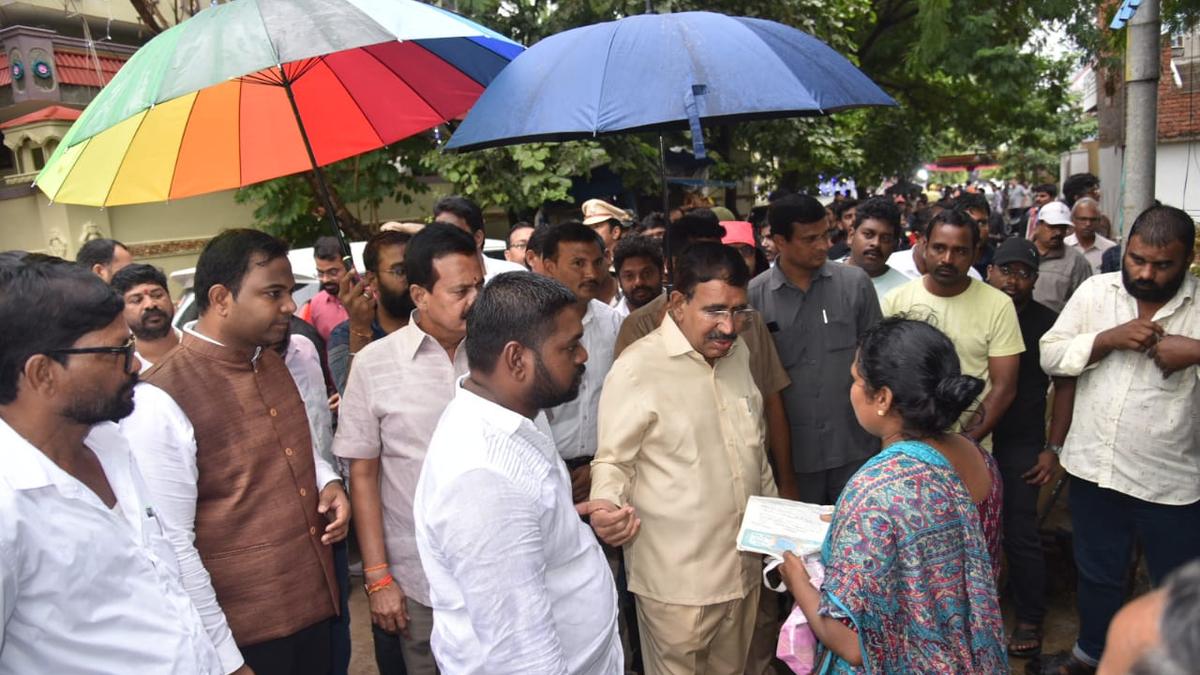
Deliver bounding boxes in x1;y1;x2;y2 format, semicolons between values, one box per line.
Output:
445;11;895;152
36;0;523;207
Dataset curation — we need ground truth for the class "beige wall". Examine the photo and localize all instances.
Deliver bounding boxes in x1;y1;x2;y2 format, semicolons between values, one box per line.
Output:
0;191;48;252
0;180;459;297
14;0;142;23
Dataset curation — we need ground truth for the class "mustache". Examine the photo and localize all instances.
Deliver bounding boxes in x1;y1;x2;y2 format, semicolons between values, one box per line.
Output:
141;307;168;321
705;331;737;342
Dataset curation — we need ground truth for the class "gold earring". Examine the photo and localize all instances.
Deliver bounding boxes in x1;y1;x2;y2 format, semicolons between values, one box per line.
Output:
876;409;885;416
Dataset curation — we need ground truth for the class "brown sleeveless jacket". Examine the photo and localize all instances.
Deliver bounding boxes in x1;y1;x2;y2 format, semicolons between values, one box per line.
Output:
145;332;337;646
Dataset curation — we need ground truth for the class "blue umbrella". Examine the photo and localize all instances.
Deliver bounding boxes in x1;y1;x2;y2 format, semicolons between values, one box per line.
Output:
445;11;896;153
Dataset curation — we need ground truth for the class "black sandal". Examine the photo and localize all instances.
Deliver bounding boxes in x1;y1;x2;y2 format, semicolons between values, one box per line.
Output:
1008;624;1043;657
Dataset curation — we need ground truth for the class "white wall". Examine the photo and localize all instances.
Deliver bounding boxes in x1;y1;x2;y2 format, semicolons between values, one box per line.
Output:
1155;140;1200;221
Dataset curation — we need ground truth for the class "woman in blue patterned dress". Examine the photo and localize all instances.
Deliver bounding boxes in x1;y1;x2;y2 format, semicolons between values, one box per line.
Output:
779;317;1007;673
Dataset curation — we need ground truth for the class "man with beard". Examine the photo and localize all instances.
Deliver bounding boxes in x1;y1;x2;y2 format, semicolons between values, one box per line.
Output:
0;256;231;674
327;230;416;394
841;197;908;306
1030;201;1092;313
413;272;623;674
750;194;881;505
120;229;350;675
612;235;664;317
883;209;1023;447
537;222;624;501
987;238;1076;659
333;224;482;674
1038;204;1200;675
885;212;984;282
111;263;180;371
300;236;351;343
591;243;777;675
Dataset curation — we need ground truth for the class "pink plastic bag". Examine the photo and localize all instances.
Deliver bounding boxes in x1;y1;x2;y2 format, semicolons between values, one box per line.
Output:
776;556;825;674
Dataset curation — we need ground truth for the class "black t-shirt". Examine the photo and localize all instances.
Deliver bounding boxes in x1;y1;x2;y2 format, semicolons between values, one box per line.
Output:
992;300;1059;449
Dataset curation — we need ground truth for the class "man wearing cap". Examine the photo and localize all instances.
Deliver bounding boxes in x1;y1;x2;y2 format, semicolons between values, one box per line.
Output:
721;221;764;276
582;199;628;304
582;199;629;253
987;238;1074;659
1031;201;1093;313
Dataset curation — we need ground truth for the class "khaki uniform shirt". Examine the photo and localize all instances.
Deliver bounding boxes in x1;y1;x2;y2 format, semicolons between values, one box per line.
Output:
592;315;778;606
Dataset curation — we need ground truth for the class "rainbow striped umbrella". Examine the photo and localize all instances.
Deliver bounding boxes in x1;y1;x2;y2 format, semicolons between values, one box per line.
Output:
35;0;521;220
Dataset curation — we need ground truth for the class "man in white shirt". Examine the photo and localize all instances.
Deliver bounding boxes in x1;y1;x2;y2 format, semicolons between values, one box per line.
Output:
536;222;624;501
110;263;181;372
1064;197;1117;274
414;272;624;674
434;195;525;280
0;256;229;674
335;224;484;674
1037;204;1200;675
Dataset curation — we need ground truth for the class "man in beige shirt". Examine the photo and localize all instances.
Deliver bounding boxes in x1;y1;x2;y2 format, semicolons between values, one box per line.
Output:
334;224;484;674
589;242;777;675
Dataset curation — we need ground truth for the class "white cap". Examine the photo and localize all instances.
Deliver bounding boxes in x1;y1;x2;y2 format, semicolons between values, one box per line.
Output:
1038;201;1072;226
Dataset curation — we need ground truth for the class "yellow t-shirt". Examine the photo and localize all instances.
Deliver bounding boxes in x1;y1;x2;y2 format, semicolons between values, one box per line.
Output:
881;278;1025;438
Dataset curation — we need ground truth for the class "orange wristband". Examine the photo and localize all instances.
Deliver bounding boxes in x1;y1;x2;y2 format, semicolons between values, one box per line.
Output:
364;563;389;574
365;574;394;595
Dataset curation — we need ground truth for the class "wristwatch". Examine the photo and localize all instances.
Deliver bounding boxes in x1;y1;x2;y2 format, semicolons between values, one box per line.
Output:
1044;443;1063;456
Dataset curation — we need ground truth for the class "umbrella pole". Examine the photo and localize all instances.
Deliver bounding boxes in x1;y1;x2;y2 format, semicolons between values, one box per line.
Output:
281;72;355;266
659;134;671;289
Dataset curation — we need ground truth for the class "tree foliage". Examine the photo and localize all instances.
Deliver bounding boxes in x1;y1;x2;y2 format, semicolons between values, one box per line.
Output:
225;0;1180;232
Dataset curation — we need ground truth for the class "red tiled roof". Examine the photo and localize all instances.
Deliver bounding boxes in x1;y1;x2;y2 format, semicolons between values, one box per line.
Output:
0;52;9;87
0;105;82;130
54;50;128;87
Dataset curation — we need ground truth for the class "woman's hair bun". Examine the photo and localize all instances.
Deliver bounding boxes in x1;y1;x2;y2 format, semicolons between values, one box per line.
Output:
934;374;985;415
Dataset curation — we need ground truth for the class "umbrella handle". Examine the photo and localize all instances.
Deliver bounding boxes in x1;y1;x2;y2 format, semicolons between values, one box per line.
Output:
280;68;355;269
659;134;672;291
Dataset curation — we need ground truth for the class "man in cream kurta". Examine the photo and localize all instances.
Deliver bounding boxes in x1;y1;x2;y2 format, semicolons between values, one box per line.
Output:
591;311;777;674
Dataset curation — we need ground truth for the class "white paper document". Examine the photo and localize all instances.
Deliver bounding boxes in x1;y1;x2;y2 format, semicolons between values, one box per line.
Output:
736;496;834;558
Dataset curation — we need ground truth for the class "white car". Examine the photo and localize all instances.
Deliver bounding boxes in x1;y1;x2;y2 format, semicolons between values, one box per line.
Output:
171;238;508;330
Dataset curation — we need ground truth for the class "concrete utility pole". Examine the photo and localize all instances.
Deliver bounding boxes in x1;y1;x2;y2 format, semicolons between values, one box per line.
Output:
1122;0;1160;233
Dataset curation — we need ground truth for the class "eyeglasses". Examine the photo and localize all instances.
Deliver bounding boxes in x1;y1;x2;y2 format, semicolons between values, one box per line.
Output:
380;265;406;278
315;268;344;280
701;308;758;324
49;336;138;374
996;265;1036;280
508;242;528;251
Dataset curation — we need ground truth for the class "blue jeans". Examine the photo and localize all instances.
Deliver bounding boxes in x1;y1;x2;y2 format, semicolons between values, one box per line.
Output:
1069;475;1200;661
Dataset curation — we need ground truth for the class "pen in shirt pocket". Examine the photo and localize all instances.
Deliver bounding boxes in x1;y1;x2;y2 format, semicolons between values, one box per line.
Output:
822;309;828;324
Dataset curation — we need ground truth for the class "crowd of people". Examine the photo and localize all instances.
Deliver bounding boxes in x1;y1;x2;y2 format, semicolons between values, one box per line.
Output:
0;178;1197;675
